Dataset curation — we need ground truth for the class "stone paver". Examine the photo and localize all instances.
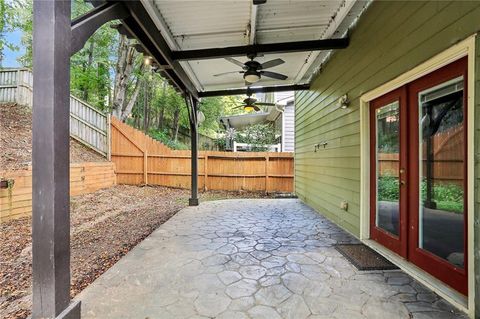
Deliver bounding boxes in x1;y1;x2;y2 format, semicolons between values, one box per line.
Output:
77;199;467;318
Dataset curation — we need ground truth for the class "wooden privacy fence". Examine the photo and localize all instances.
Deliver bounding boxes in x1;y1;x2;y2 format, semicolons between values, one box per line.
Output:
379;125;464;184
0;162;116;222
111;117;294;192
0;68;110;157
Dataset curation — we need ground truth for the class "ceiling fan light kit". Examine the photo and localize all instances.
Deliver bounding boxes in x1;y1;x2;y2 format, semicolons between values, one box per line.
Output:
244;70;261;83
214;55;288;85
232;94;277;112
244;105;255;112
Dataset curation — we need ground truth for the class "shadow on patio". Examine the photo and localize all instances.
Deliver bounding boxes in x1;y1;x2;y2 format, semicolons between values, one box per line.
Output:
77;199;465;319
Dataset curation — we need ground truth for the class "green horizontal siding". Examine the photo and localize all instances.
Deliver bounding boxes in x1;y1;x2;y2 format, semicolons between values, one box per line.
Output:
296;1;480;314
295;0;480;241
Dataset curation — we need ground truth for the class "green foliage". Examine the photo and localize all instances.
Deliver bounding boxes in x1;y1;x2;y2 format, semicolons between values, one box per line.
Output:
70;0;118;111
377;176;400;202
378;175;464;213
8;0;32;68
422;180;463;204
198;97;223;137
214;137;227;151
148;129;189;150
4;0;249;149
0;0;21;66
235;123;277;152
6;0;117;111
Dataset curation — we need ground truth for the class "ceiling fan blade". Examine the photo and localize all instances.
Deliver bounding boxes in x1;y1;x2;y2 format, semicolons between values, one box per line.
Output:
213;71;243;77
233;105;245;109
260;58;285;69
256;102;276;106
253;105;261;112
261;71;288;80
225;57;245;68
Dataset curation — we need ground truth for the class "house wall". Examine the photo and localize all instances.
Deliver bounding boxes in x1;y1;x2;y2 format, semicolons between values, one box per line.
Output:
282;102;295;152
294;1;480;314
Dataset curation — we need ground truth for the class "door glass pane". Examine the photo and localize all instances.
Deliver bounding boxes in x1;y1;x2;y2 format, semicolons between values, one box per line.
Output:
376;101;400;237
418;77;465;269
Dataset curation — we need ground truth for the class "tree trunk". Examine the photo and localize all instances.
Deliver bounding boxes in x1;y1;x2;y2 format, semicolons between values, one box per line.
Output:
134;115;140;128
157;107;164;130
143;80;148;132
120;76;142;122
157;81;166;130
83;40;94;101
112;34;138;118
172;108;180;141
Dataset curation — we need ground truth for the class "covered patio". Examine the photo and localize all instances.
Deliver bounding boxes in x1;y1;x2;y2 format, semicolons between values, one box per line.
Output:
30;0;479;318
77;199;465;319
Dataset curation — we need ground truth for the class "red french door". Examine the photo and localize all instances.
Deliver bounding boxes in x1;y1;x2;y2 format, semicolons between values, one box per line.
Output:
370;57;468;295
370;87;408;257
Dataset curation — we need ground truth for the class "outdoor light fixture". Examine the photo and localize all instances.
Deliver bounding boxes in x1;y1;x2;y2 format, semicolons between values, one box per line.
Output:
243;70;261;83
244;105;255;112
338;94;350;109
144;56;152;65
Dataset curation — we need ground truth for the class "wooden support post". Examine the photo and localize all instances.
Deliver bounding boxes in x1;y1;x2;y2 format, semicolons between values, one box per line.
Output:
32;1;80;318
204;154;208;191
265;155;269;194
187;95;199;206
144;150;148;185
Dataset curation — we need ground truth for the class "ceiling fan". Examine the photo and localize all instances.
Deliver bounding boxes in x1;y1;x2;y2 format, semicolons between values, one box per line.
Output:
233;94;276;112
214;53;288;84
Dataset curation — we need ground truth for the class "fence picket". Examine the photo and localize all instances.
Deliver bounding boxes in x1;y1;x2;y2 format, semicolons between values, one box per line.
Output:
111;117;294;193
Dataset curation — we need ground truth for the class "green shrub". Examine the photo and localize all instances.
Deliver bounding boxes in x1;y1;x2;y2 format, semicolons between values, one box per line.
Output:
149;129;189;150
377;175;464;213
378;176;399;202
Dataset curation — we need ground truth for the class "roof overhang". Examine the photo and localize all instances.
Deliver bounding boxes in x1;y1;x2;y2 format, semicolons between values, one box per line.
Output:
105;0;370;98
220;112;270;130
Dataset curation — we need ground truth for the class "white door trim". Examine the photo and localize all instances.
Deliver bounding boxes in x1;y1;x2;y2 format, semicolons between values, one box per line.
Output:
359;34;476;318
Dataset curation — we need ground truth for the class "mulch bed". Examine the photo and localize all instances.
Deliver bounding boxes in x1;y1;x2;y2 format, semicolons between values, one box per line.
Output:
0;185;273;319
335;244;399;271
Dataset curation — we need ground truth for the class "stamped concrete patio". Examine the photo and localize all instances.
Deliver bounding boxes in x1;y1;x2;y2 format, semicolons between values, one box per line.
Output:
77;199;466;319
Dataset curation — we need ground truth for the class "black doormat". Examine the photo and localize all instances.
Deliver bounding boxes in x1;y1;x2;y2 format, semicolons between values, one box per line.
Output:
335;244;399;271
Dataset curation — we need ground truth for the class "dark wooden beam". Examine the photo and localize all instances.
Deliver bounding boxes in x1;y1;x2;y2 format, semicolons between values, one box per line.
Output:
71;2;130;55
172;38;349;61
121;2;199;100
186;94;199;206
32;1;80;318
198;84;310;97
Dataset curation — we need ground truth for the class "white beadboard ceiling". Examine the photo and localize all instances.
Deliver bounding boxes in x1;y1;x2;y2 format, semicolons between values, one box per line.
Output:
140;0;369;92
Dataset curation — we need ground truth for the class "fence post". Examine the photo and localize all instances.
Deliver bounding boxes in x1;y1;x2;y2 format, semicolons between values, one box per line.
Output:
265;155;269;193
15;69;20;105
144;150;148;185
204;154;208;191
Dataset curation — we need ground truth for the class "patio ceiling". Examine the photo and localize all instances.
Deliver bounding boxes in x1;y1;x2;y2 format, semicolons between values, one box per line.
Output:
140;0;369;93
30;2;371;317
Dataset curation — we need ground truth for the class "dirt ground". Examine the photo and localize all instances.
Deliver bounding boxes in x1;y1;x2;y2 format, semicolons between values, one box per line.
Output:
0;103;105;170
0;185;273;319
